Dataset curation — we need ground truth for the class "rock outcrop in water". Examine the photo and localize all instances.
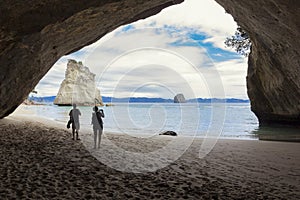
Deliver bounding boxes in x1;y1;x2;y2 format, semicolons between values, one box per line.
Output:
0;0;299;126
174;94;186;103
54;60;103;106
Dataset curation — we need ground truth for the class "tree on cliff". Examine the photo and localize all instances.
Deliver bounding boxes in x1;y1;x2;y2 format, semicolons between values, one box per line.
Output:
225;26;251;57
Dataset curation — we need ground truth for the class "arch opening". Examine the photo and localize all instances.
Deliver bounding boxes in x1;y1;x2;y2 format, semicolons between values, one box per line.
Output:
0;0;299;127
24;0;259;151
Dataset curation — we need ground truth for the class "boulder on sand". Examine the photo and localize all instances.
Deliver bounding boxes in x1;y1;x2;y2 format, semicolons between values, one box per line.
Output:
159;131;177;136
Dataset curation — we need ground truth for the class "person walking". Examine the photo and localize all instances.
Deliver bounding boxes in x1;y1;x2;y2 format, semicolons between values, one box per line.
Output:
69;104;81;140
91;106;104;148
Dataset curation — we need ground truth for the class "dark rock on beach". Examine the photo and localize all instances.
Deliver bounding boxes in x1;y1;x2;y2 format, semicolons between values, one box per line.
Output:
159;131;177;136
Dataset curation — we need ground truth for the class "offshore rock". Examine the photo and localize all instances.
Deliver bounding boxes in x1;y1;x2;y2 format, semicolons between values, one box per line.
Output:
174;94;186;103
54;60;103;106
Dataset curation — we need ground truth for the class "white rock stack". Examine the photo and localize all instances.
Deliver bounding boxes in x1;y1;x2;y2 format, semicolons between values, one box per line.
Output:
54;59;103;106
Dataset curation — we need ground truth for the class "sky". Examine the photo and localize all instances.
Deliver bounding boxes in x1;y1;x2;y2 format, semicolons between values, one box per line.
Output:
35;0;249;99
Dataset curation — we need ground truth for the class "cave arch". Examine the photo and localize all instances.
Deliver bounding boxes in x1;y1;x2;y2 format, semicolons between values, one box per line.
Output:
0;0;299;125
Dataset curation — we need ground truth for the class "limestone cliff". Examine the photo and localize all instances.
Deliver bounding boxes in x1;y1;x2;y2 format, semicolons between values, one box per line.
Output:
54;60;103;106
215;0;300;125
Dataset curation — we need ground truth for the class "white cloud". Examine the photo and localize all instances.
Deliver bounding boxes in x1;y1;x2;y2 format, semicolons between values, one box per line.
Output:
35;60;66;96
35;0;248;99
215;58;248;98
133;0;237;49
78;29;211;99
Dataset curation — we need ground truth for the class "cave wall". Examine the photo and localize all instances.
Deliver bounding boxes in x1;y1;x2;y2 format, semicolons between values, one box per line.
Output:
0;0;299;125
215;0;300;125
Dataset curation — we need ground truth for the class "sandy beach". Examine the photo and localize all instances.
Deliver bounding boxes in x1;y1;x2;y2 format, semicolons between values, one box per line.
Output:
0;116;299;199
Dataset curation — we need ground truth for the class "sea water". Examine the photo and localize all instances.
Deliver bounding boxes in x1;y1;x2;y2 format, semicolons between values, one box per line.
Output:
18;103;259;140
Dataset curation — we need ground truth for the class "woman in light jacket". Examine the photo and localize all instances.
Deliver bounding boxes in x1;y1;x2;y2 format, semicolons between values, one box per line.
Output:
91;106;104;148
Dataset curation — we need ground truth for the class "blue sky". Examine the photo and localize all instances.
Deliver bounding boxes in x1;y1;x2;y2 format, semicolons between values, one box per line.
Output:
168;30;242;62
35;0;248;99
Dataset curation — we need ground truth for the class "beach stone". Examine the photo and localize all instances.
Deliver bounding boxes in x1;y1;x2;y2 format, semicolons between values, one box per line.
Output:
54;59;103;106
159;131;177;136
0;0;299;126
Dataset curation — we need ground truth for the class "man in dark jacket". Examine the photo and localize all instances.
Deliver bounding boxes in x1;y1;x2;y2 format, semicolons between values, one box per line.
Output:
69;104;81;140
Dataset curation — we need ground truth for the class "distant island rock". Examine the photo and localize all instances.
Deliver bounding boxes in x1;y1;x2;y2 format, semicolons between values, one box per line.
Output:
174;94;186;103
54;59;103;106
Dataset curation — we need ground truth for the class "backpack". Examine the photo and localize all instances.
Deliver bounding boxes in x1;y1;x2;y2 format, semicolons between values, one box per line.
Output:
96;111;103;129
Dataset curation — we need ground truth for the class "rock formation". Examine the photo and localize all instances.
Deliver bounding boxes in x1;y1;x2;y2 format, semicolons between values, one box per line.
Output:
215;0;300;125
159;131;177;136
174;94;186;103
54;60;103;106
0;0;299;126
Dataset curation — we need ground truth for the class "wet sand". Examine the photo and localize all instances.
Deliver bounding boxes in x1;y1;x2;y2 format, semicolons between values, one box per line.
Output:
0;117;299;199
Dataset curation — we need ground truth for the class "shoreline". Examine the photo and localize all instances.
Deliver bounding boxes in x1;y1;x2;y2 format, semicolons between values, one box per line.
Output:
12;104;260;141
11;107;300;142
0;114;299;199
10;113;259;141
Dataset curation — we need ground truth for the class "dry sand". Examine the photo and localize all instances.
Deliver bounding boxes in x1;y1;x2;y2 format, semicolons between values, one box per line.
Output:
0;116;299;199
